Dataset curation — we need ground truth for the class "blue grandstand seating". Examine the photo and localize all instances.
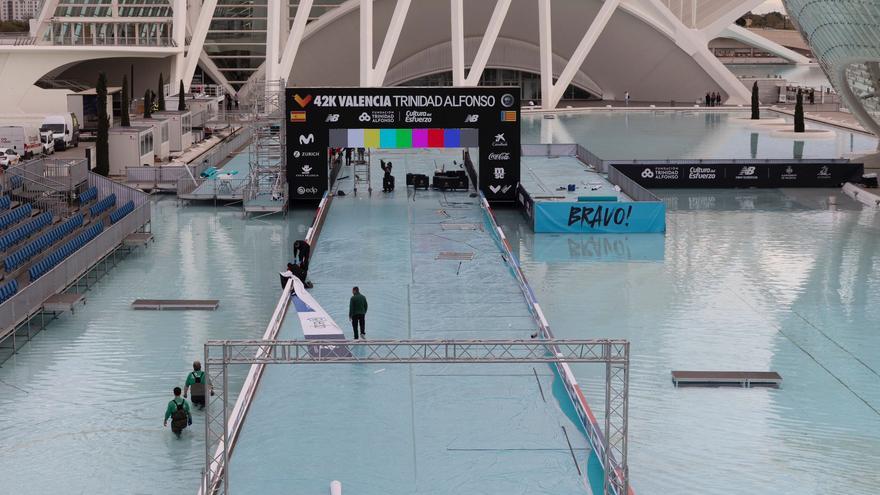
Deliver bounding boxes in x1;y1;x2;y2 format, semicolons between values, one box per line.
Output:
0;196;10;211
4;214;83;273
109;201;135;224
88;194;116;217
0;212;52;251
28;222;103;281
9;175;23;191
0;204;32;230
0;279;17;304
78;187;98;205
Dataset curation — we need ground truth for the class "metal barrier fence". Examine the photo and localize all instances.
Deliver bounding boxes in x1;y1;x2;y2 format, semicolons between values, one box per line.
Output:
603;158;852;166
0;195;150;338
521;143;579;157
125;126;253;192
605;166;661;203
480;194;629;495
90;171;150;208
199;191;333;495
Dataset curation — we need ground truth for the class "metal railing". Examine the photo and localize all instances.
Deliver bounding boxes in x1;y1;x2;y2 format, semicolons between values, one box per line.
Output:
126;126;252;192
480;194;629;495
0;182;149;338
199;190;334;495
0;35;37;46
605;166;661;203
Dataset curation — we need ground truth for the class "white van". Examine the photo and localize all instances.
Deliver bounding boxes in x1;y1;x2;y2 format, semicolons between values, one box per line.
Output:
40;130;55;155
0;125;43;159
41;113;80;151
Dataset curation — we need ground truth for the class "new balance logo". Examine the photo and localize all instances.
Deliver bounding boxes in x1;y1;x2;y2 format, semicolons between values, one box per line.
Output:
325;114;339;123
464;114;479;123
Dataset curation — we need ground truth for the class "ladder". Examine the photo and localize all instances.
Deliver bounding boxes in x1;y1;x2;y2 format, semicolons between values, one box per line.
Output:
352;148;372;195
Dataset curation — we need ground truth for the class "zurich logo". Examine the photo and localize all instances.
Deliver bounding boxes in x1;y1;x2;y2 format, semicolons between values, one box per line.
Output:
641;168;654;179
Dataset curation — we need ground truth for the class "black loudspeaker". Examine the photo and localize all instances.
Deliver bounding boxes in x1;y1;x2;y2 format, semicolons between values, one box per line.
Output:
383;175;395;192
413;174;429;190
432;174;469;191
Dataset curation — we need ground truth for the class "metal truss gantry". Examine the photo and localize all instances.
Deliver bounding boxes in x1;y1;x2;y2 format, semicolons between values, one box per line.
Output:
202;338;630;495
243;79;287;215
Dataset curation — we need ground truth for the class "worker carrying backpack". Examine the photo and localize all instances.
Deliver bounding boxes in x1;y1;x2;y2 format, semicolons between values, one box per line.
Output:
171;401;188;431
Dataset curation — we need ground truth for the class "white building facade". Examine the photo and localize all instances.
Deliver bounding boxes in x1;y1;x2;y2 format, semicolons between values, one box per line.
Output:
0;0;807;119
784;0;880;136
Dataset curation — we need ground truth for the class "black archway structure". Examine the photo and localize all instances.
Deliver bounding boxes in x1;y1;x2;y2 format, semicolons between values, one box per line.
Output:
285;86;520;204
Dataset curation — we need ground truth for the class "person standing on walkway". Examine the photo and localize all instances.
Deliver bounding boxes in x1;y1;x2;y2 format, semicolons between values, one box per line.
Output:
349;286;368;340
293;240;311;268
183;361;211;410
624;91;630;106
163;387;192;438
715;92;722;106
705;92;711;107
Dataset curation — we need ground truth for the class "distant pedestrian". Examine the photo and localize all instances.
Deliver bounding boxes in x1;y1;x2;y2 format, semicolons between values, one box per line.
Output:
293;239;311;268
715;92;722;106
345;148;352;165
163;387;191;438
233;94;239;109
624;91;630;106
809;89;815;104
183;361;211;410
349;286;368;340
705;92;711;107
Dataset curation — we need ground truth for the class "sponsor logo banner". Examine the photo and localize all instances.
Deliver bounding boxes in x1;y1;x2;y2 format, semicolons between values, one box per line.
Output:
615;162;863;188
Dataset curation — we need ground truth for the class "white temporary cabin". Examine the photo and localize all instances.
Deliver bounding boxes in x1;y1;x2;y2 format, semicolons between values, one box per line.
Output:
152;110;192;152
130;117;171;161
183;95;219;128
108;126;154;175
67;87;122;132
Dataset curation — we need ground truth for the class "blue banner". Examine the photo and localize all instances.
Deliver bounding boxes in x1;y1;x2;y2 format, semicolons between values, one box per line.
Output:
534;201;666;233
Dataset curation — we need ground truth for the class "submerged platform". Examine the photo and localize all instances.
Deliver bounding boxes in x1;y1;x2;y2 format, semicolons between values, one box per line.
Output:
518;154;666;234
131;299;219;310
43;293;86;313
671;370;782;388
229;149;598;494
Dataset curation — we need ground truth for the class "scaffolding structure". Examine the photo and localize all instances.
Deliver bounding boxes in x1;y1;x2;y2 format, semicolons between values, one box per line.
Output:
242;79;287;216
202;338;630;495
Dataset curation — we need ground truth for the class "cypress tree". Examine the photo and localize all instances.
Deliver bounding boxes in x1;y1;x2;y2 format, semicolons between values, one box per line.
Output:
794;89;805;133
121;74;130;127
95;72;110;176
751;81;760;120
157;73;166;112
178;80;186;111
144;89;152;119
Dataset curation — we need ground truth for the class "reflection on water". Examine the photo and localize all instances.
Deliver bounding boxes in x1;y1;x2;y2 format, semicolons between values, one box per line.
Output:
523;110;878;160
496;189;880;495
529;233;665;262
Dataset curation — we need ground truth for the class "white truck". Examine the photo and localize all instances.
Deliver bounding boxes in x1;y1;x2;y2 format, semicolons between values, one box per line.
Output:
0;125;44;159
40;129;55;155
40;114;80;151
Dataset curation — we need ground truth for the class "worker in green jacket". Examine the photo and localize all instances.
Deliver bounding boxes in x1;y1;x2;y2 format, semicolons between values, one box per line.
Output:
163;387;192;438
349;286;368;340
183;360;212;410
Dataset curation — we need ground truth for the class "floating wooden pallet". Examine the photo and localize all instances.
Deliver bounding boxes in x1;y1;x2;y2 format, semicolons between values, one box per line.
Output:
436;251;475;261
671;370;782;388
132;299;219;310
43;293;86;313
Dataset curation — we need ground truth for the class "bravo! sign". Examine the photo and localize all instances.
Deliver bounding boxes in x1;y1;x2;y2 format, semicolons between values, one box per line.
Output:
534;202;666;234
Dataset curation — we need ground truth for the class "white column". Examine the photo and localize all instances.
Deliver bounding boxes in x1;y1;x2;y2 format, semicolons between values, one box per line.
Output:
265;0;281;81
171;0;185;82
463;0;511;86
450;0;465;86
537;0;553;110
359;0;373;86
182;0;219;91
278;0;313;84
371;0;410;86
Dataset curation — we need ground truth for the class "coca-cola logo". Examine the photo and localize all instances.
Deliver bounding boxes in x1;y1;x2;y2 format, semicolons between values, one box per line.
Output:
488;152;510;161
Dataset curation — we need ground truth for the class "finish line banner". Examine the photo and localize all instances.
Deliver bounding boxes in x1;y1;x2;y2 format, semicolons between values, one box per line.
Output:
533;202;666;234
285;86;521;203
612;162;864;188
